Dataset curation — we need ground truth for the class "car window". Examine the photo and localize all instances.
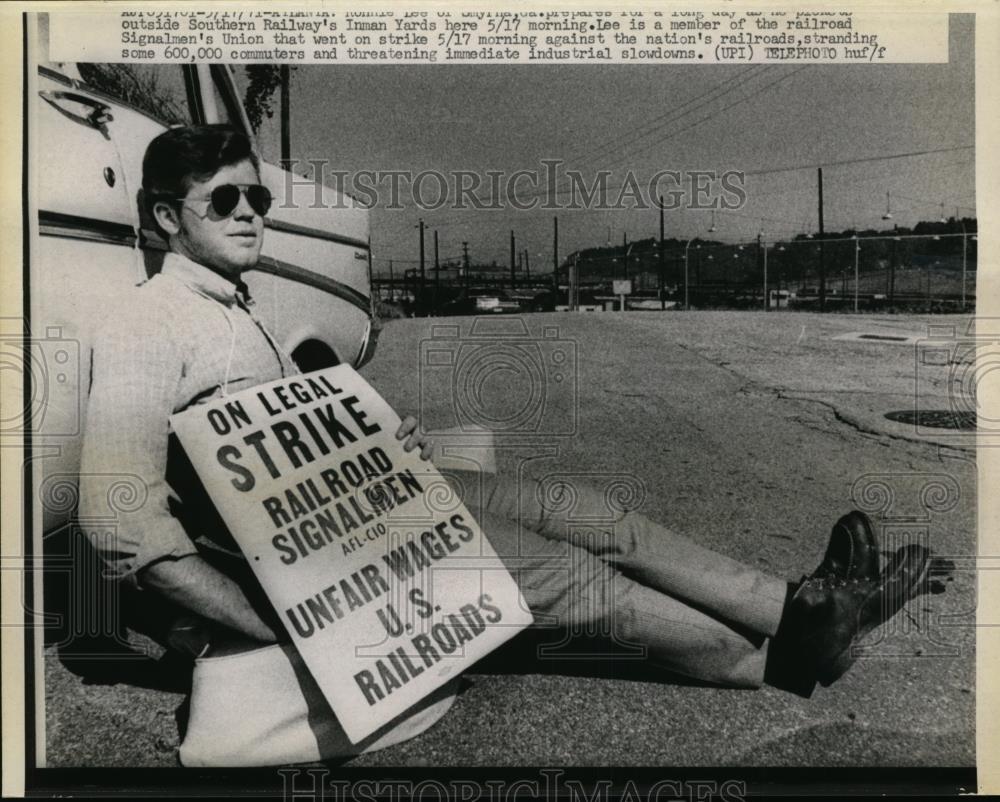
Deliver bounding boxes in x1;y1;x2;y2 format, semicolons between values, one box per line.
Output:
207;66;248;131
76;63;192;126
230;66;281;167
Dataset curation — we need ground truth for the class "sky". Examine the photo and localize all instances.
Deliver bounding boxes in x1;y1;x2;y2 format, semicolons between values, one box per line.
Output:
263;14;975;276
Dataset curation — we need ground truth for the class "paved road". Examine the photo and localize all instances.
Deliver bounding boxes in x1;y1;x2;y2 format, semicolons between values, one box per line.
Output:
43;311;976;767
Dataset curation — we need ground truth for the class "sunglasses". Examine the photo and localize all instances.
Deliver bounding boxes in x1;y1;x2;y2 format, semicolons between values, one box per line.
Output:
179;184;273;218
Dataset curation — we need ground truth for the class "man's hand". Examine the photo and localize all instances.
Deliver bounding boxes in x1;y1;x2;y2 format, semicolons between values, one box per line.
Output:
396;415;433;461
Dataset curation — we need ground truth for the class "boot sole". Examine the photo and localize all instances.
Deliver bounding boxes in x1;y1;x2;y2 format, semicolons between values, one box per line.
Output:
817;549;932;687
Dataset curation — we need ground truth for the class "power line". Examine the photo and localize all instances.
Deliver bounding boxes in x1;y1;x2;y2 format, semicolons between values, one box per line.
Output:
743;144;974;178
513;67;811;204
745;156;974;199
392;145;974;211
372;145;975;259
405;143;973;227
561;65;763;170
419;67;806;213
592;67;811;179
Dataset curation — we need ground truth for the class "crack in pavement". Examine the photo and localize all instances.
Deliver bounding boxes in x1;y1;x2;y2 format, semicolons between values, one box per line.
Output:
673;342;971;459
784;413;858;445
777;390;973;458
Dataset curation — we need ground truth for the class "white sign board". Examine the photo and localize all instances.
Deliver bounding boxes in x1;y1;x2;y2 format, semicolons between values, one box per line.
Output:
170;365;533;743
612;280;632;296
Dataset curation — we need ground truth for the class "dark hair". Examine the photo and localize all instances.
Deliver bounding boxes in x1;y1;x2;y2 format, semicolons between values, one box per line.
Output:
141;124;260;235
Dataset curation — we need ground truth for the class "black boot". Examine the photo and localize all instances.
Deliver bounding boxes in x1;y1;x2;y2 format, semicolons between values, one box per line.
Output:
765;510;880;696
789;543;934;688
811;511;880;582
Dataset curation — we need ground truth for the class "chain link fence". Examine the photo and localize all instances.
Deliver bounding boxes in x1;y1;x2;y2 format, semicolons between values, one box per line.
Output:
623;231;977;313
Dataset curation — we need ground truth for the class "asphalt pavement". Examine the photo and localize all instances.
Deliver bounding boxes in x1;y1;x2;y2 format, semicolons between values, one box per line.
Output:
43;311;977;767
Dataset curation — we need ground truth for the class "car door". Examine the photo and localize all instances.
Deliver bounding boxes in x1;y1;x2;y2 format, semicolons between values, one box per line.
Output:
32;60;195;534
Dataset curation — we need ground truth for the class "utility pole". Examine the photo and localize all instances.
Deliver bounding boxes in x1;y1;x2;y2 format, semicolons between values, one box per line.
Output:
570;253;579;311
553;217;559;300
817;167;826;311
388;259;394;302
659;196;665;310
524;249;530;280
418;219;426;284
462;241;470;291
510;230;516;291
433;229;440;311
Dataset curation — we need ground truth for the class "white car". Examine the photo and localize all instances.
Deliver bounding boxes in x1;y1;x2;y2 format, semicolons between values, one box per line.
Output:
29;40;376;535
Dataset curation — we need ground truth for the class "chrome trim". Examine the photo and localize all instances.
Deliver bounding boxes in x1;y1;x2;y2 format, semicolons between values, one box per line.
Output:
38;65;73;87
133;228;371;315
38;65;192;129
38;90;113;131
38;210;136;246
264;217;370;250
36;212;372;317
354;318;380;369
252;256;372;316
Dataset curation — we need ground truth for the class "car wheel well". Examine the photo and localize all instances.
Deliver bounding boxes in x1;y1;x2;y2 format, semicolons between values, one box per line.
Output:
291;340;340;373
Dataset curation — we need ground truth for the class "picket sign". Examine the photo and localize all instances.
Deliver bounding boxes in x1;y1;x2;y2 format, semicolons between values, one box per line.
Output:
170;365;532;743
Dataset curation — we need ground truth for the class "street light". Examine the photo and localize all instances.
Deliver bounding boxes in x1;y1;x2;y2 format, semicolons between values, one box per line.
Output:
684;238;697;309
882;191;893;221
620;242;635;311
684;215;717;310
